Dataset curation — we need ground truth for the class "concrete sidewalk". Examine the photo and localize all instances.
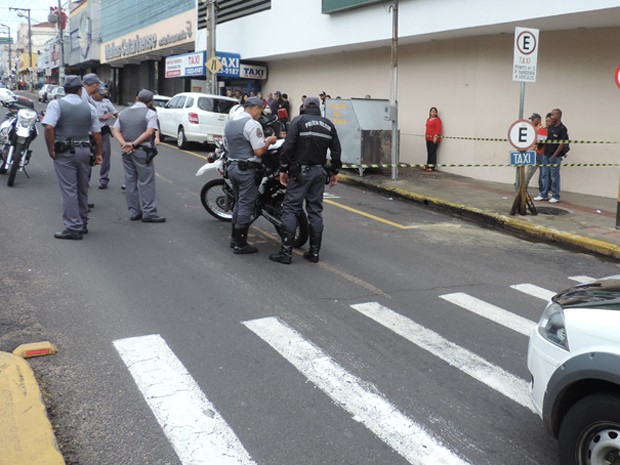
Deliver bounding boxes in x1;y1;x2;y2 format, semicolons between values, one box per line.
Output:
339;167;620;260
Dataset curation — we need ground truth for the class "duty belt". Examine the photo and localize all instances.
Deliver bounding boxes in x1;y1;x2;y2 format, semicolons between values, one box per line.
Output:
55;139;90;147
229;159;262;170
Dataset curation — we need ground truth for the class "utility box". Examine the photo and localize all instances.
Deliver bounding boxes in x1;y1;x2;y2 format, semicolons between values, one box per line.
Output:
325;98;396;175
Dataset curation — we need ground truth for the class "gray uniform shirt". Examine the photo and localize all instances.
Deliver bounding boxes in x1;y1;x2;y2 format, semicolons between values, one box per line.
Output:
42;93;101;132
224;111;266;163
96;98;118;127
113;101;158;137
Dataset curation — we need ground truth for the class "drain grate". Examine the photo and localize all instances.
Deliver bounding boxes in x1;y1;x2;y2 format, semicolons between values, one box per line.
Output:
536;206;569;216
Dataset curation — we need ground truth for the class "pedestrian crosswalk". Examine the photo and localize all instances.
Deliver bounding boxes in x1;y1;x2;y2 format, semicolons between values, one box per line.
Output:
114;276;597;465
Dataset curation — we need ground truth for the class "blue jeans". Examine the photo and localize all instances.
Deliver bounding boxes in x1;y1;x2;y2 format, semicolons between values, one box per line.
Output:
540;155;562;200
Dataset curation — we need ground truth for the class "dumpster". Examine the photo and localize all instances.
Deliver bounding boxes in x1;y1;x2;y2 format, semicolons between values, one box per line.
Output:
325;98;396;175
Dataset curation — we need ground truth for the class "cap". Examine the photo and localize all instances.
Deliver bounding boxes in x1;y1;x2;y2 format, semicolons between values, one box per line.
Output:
64;75;82;88
303;95;320;109
137;89;154;102
244;96;263;108
529;112;541;120
319;91;326;96
82;73;100;85
98;86;109;95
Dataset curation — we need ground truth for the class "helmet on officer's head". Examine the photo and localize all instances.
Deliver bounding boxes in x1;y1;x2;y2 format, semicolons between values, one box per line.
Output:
262;106;272;116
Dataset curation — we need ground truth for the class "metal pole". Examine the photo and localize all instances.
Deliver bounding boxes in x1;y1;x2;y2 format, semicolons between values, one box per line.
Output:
57;0;65;85
389;0;399;181
206;0;217;94
1;25;12;78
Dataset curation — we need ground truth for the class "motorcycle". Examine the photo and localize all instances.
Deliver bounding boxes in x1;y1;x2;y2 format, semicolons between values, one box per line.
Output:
0;97;39;186
195;114;309;248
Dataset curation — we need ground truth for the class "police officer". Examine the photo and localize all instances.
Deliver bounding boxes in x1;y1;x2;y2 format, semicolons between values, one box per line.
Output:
113;89;165;223
91;86;118;189
269;95;342;264
225;96;277;254
42;75;102;240
81;73;101;104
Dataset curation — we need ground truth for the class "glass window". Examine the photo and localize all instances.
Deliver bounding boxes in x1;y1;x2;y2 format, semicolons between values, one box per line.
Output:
167;96;181;108
184;97;194;108
175;96;187;109
197;97;237;114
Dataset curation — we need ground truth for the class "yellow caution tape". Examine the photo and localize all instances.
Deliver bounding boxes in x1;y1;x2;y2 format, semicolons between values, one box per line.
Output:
404;133;617;145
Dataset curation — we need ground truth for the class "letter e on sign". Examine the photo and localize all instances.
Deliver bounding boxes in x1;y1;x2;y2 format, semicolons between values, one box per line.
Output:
508;119;537;150
513;27;539;82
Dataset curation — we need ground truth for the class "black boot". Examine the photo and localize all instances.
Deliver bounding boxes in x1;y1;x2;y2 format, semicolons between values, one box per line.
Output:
303;231;322;263
269;231;293;264
230;222;236;248
233;226;258;254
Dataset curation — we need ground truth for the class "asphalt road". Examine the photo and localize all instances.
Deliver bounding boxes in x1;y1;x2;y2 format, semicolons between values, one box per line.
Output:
1;99;619;465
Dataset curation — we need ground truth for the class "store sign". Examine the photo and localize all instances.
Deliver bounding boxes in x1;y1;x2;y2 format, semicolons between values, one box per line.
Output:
50;43;61;69
239;63;267;80
165;51;205;78
215;51;240;78
101;11;194;63
322;0;382;13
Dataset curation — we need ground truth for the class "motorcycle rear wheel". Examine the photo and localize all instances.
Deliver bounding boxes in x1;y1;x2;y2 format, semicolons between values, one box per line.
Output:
201;178;234;222
7;142;23;187
276;211;309;248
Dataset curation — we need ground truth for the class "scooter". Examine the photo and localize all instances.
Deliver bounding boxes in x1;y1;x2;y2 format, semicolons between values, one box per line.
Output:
0;97;39;186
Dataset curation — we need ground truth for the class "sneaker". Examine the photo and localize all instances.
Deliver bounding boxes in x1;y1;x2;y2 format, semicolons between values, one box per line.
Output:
533;195;546;201
549;198;560;204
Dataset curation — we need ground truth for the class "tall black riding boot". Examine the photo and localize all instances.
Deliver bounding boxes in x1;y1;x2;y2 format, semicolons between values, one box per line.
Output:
233;226;258;254
269;231;293;264
303;231;322;263
230;222;236;248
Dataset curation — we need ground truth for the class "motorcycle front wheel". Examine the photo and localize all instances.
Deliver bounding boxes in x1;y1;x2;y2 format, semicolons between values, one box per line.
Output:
201;178;234;222
7;142;23;186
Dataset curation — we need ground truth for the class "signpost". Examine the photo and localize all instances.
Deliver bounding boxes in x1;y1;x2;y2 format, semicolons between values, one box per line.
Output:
510;27;539;216
508;118;538;215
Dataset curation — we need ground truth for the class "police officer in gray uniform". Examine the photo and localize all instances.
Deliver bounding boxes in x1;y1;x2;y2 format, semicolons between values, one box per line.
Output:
42;75;102;240
92;86;118;189
113;89;165;223
225;96;277;254
269;95;342;264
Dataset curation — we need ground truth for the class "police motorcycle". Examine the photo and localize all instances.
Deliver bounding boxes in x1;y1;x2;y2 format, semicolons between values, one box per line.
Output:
0;95;39;186
196;109;309;248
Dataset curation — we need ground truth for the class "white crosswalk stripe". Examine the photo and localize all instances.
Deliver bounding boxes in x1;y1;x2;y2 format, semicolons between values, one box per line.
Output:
440;292;536;336
569;275;597;284
243;316;474;465
114;335;256;465
510;284;555;301
350;302;535;413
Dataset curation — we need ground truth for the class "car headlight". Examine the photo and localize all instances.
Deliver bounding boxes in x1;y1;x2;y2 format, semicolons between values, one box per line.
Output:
538;302;569;350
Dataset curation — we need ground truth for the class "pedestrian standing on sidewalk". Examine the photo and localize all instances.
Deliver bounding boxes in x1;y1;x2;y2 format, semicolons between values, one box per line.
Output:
42;75;102;240
524;112;548;193
424;107;442;171
535;108;568;204
269;95;342;265
91;87;118;189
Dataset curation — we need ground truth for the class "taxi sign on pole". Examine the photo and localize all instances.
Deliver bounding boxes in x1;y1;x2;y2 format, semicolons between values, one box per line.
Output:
513;27;539;82
206;56;222;75
510;150;537;166
507;119;537;151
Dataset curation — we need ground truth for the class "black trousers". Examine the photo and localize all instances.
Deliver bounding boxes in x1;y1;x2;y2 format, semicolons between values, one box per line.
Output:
426;140;438;170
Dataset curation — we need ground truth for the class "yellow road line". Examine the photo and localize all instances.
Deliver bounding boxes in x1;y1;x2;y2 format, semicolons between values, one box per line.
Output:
161;142;210;160
324;199;417;229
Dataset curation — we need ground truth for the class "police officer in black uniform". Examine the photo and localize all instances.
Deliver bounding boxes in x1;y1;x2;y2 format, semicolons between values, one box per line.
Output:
269;95;342;264
225;96;277;254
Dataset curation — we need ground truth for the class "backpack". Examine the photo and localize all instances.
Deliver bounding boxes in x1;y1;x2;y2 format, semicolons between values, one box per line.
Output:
561;126;570;157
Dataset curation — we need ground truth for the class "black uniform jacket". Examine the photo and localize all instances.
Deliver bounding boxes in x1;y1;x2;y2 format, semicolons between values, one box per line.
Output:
279;106;342;174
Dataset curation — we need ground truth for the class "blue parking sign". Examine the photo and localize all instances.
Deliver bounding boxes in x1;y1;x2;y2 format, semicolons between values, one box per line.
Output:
510;150;536;166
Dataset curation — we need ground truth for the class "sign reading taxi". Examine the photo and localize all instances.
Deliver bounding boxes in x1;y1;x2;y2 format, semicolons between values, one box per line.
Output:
507;119;537;151
165;51;205;78
513;27;539;82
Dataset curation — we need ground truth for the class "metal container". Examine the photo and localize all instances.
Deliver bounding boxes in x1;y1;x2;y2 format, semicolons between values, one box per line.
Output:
325;98;396;175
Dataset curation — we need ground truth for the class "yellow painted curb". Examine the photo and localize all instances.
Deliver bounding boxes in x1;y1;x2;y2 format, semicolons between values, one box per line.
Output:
0;352;65;465
339;174;620;260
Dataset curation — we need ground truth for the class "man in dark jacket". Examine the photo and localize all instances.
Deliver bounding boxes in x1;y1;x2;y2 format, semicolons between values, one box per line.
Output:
269;96;342;264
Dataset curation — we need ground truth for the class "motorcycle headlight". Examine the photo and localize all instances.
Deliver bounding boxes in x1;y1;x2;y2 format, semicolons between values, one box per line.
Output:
537;302;569;350
17;110;37;128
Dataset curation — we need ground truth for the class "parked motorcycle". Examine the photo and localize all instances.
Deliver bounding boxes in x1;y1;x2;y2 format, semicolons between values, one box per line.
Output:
0;97;39;186
195;115;308;248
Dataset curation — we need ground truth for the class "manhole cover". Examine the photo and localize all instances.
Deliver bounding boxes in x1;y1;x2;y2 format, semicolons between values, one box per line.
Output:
536;206;569;216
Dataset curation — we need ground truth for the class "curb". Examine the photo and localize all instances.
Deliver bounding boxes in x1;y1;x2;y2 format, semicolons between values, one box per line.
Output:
339;174;620;261
0;352;65;465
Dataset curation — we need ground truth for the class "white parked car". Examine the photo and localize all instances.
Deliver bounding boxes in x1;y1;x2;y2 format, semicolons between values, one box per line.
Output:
152;94;171;109
157;92;238;149
38;84;57;103
527;275;620;465
0;88;16;104
49;87;65;100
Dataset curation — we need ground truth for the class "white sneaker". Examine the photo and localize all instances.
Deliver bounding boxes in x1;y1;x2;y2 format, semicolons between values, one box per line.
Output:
549;198;560;204
533;195;545;201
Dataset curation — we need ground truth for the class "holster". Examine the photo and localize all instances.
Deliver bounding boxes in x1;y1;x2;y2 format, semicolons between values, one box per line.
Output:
145;146;158;165
100;125;111;136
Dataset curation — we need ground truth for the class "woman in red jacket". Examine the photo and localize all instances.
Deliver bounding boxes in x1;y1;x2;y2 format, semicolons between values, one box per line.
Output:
425;107;442;171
